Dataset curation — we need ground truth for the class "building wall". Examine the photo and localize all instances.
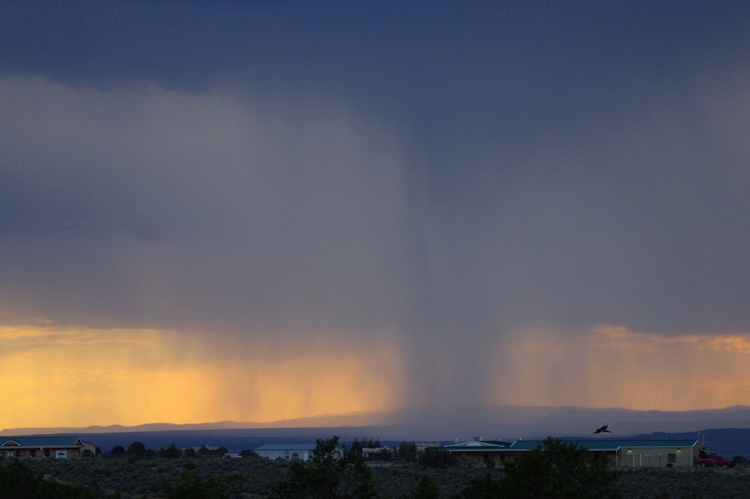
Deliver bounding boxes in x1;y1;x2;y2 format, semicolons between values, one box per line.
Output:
446;450;507;465
615;446;698;468
0;447;84;459
447;446;699;468
256;449;312;461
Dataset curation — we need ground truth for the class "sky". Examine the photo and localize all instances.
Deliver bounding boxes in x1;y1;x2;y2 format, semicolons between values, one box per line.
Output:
1;1;750;430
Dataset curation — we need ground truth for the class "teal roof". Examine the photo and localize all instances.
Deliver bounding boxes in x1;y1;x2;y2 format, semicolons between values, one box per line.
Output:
509;439;700;451
1;436;84;449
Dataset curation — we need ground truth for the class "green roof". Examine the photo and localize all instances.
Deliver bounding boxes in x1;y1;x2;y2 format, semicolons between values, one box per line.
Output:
509;439;700;451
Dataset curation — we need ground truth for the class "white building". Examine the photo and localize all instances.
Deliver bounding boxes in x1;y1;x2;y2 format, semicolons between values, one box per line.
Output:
254;443;319;461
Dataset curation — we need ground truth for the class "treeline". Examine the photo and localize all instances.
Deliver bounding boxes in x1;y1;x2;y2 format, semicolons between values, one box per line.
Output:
0;437;623;498
348;437;420;462
270;436;621;498
103;441;253;461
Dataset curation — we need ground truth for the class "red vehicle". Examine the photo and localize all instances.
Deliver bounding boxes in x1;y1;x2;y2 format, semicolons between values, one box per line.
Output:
697;450;735;468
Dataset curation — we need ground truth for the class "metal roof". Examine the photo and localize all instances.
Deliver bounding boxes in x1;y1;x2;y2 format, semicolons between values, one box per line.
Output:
1;436;84;449
254;443;318;452
445;440;511;450
509;439;701;451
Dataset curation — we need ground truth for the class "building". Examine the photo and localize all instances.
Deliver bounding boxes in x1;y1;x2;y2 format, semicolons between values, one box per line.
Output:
509;439;702;468
254;443;344;462
416;442;441;453
443;439;512;465
445;438;703;468
361;446;393;460
0;436;97;459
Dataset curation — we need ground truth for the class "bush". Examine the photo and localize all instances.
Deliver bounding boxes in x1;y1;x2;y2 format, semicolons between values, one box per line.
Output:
500;437;621;499
453;473;503;498
127;441;147;459
0;459;103;498
409;475;440;498
167;472;229;499
418;447;456;469
269;436;376;499
161;443;182;459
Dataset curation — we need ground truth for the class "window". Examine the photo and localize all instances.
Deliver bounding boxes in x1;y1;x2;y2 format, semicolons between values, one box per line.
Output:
44;450;50;458
668;453;676;463
29;450;36;458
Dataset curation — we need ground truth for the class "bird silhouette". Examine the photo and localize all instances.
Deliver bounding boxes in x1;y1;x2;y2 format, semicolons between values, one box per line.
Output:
594;424;612;434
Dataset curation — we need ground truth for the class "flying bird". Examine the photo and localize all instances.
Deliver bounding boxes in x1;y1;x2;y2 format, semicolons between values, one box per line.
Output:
594;424;612;434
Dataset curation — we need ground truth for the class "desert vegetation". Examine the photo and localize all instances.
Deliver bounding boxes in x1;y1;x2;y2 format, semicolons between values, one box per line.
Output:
1;438;749;498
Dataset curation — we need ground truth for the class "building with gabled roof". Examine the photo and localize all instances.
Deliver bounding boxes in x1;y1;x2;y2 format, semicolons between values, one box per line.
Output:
443;439;512;465
508;439;702;468
0;436;97;459
444;438;703;468
254;443;345;462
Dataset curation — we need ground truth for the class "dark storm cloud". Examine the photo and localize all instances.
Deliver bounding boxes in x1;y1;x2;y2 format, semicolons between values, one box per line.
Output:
2;1;750;409
0;80;414;336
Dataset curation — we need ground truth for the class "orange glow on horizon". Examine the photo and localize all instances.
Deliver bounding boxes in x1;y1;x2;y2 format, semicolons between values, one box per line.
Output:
0;323;405;430
493;324;750;411
5;320;750;430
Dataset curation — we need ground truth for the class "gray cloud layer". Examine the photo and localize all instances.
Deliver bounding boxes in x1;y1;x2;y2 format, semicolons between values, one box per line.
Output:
2;2;750;409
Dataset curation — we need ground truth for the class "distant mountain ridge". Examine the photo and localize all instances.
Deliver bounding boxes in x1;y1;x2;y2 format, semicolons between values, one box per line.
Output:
5;405;750;441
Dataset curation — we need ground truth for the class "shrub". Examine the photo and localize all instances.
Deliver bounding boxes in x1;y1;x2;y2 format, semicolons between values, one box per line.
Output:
126;441;147;460
409;475;440;498
453;473;503;498
418;447;456;469
168;472;230;499
161;443;182;459
500;437;621;499
269;436;376;499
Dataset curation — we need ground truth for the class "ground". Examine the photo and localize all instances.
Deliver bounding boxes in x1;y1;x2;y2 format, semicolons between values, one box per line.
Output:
4;456;750;497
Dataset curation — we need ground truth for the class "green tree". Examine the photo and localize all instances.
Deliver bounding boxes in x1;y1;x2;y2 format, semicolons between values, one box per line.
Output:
167;472;229;499
452;473;503;498
409;475;440;499
160;442;182;459
350;437;364;456
110;445;126;457
269;436;376;499
418;447;456;469
499;437;621;499
183;447;197;458
733;455;746;464
126;441;147;458
396;441;418;462
349;436;381;457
